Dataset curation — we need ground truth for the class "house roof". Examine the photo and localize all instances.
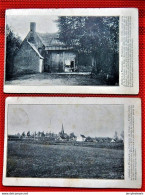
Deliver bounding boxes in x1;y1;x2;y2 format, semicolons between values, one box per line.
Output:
27;41;44;59
21;30;73;59
37;33;73;51
37;33;62;46
23;31;44;49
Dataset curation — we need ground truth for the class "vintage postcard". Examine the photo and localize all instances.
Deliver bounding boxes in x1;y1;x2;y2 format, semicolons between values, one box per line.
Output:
4;8;138;94
3;97;141;188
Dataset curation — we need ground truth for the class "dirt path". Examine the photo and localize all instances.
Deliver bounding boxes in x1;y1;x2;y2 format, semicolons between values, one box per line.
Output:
5;73;107;86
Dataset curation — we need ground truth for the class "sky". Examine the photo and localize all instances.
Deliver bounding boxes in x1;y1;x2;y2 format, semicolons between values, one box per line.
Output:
6;15;59;40
8;104;124;139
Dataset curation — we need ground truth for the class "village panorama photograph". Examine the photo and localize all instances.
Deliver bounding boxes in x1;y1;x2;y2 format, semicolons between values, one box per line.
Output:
6;104;124;179
5;14;119;86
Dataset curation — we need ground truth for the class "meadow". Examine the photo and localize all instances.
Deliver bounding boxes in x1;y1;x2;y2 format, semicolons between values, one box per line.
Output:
7;141;124;179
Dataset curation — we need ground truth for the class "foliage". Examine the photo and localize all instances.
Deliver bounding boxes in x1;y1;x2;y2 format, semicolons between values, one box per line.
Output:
114;131;119;141
57;16;119;54
22;132;25;137
27;131;30;137
85;136;94;142
6;25;22;80
41;131;45;137
69;132;77;140
57;16;119;84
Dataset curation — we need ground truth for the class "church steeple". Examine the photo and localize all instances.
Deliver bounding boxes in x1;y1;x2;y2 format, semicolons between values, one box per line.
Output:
61;124;64;134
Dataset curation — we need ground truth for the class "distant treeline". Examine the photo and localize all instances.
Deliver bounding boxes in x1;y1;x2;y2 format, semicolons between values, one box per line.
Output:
8;129;124;143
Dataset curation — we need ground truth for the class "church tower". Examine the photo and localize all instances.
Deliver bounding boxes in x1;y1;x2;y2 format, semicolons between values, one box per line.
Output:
61;124;64;134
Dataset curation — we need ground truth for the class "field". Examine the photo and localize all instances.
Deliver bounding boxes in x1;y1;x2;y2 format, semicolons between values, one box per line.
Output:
7;141;124;179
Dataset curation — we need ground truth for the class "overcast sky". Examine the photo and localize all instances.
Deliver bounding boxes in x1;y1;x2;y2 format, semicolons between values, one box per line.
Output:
8;104;124;138
6;15;59;40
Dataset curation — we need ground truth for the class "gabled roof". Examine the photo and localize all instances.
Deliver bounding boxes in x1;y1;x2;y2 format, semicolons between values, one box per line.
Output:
27;41;44;59
37;33;62;46
37;33;73;51
23;31;44;49
23;30;73;52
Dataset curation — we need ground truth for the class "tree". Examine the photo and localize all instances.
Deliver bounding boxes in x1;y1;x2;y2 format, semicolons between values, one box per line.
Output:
27;131;31;137
85;136;93;142
114;131;119;141
41;131;45;137
37;131;41;137
57;16;119;84
6;25;22;80
22;132;25;137
69;132;77;140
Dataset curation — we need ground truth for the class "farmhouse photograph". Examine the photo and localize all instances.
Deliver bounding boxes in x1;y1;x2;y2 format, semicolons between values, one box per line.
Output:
5;14;119;86
7;104;124;179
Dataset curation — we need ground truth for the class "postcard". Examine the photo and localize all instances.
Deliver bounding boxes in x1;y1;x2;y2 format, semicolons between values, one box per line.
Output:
4;8;138;94
3;97;141;188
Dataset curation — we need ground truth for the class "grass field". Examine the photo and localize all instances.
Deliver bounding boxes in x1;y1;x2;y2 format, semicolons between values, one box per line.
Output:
7;141;124;179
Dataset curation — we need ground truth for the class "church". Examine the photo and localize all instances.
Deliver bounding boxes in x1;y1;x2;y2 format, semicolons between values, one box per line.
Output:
13;22;77;75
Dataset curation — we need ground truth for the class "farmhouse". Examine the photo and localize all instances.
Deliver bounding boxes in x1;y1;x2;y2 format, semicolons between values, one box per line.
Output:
13;22;77;75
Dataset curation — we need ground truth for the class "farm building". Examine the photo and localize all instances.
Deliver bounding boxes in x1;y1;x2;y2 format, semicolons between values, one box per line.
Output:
8;135;21;141
13;22;77;75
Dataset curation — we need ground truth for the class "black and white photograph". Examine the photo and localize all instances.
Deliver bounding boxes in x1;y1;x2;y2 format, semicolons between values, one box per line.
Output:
3;97;142;188
6;104;124;179
4;8;139;94
5;13;119;87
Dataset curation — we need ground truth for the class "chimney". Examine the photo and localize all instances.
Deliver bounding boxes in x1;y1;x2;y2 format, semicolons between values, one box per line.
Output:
30;22;36;33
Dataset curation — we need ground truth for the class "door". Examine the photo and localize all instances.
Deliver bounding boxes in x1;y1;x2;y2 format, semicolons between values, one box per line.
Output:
70;61;75;72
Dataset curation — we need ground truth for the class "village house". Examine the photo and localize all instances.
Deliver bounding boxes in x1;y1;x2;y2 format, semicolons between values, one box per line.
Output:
13;22;77;75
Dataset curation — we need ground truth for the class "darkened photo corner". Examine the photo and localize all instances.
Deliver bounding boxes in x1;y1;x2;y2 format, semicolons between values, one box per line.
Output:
7;104;124;179
5;15;119;86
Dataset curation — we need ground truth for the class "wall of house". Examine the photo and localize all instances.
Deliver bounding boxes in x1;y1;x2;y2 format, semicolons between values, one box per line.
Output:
44;50;76;73
13;41;41;75
44;51;93;73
